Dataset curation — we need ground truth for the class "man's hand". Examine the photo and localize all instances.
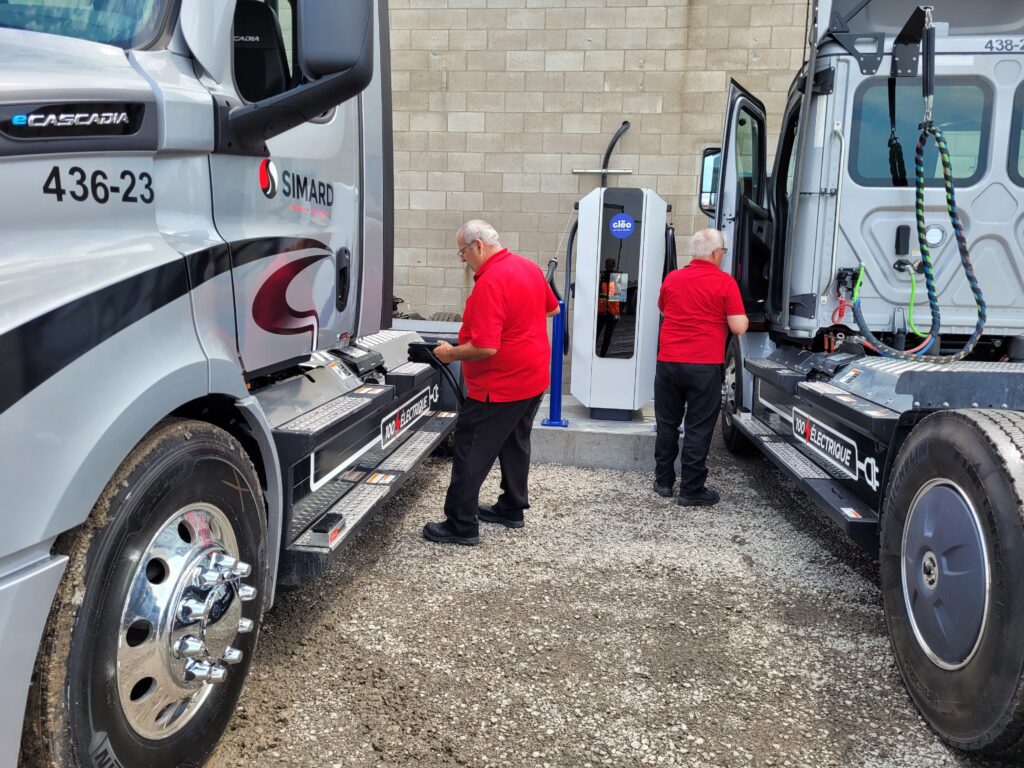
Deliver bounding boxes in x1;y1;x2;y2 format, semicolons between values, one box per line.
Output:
433;340;497;363
434;340;456;364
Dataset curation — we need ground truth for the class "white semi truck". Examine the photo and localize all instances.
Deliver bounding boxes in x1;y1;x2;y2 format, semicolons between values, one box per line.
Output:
703;0;1024;757
0;2;460;766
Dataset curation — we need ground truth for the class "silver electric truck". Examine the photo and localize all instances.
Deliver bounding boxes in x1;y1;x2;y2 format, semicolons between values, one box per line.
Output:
701;0;1024;756
0;2;458;766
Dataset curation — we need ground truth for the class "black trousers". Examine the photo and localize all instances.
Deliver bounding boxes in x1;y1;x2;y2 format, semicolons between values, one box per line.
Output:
654;361;723;496
443;394;543;536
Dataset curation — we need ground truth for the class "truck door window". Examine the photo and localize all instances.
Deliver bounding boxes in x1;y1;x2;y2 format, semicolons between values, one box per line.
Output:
0;0;171;49
1009;83;1024;187
769;109;799;314
850;77;992;187
784;127;797;200
233;0;290;102
735;107;764;202
270;0;294;77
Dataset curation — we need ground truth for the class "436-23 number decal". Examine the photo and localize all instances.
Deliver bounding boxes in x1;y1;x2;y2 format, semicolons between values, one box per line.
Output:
43;166;154;204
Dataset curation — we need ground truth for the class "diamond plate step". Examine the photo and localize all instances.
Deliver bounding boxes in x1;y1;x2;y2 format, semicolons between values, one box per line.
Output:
736;413;878;554
288;477;355;542
287;411;458;557
278;395;369;434
293;483;391;549
378;430;440;472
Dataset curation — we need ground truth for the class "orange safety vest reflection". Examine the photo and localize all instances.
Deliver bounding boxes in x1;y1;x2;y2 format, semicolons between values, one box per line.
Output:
600;277;621;317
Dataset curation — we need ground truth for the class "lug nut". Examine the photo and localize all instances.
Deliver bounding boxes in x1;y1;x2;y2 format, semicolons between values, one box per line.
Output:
223;646;243;665
232;560;252;578
238;618;254;633
179;597;209;623
197;567;229;587
175;635;207;659
184;660;212;683
208;664;228;683
237;584;257;602
210;553;239;572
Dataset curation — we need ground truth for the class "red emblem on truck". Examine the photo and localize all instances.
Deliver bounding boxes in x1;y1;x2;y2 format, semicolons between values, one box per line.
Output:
258;158;278;199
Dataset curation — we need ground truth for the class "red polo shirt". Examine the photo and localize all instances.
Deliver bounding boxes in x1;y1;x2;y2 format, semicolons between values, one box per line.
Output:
658;259;745;364
459;249;559;402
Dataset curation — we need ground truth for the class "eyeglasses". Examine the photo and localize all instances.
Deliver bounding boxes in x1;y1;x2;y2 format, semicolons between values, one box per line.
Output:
716;247;729;256
457;240;477;258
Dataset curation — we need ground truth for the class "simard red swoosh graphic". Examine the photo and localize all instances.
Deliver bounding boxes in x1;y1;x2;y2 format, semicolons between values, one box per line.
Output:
251;253;328;347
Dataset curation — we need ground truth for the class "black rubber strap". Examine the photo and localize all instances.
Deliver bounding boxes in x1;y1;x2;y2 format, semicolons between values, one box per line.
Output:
888;77;908;187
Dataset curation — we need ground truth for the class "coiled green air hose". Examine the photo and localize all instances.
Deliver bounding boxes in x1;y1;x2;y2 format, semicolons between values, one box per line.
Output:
852;9;986;362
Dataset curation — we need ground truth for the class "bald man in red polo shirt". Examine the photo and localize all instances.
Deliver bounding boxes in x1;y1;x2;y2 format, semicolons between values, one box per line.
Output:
425;220;559;546
655;228;749;506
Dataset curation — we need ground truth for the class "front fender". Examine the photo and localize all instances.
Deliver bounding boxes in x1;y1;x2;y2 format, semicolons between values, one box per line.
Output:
0;295;209;562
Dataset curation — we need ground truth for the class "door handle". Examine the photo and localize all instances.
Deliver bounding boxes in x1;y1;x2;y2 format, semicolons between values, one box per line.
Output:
336;247;351;311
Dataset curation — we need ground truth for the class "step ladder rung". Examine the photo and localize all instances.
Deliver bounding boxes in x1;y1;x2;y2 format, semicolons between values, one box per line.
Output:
378;430;441;472
279;395;369;434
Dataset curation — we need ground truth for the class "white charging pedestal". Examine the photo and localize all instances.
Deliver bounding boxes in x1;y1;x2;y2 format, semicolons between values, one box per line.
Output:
570;187;668;421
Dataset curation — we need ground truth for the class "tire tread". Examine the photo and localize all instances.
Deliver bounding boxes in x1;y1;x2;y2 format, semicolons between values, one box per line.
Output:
20;418;263;768
953;410;1024;757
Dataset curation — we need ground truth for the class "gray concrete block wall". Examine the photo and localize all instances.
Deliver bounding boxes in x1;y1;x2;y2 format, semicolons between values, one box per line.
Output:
389;0;811;317
279;1;807;319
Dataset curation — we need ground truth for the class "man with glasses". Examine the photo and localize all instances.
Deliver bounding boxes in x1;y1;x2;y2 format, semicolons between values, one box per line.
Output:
424;220;559;545
654;228;748;506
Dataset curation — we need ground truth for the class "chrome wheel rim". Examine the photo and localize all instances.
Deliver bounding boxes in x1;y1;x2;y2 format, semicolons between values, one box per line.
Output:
116;503;256;740
900;479;989;671
723;354;738;424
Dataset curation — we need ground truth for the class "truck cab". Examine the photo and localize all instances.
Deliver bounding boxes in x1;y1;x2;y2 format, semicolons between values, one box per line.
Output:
0;2;459;766
701;0;1024;757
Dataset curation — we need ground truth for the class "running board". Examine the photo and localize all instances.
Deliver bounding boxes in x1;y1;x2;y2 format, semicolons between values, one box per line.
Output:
734;412;879;555
277;411;456;588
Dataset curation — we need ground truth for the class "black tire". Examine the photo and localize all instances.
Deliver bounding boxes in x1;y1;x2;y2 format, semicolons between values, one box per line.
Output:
721;336;754;454
430;310;462;322
22;419;267;768
881;410;1024;757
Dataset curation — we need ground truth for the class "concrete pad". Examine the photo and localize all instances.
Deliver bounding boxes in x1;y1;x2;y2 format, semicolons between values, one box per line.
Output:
532;395;662;472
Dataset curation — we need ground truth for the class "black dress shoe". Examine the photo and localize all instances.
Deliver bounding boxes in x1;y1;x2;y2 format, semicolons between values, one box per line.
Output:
478;504;525;529
422;521;479;545
677;487;721;507
653;483;673;498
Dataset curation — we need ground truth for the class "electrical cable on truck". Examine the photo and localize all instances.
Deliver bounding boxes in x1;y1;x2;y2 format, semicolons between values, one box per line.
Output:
408;341;465;412
851;6;987;362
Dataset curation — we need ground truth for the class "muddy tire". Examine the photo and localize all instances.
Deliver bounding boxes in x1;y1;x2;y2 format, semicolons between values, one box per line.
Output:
21;419;266;768
721;336;754;454
880;409;1024;757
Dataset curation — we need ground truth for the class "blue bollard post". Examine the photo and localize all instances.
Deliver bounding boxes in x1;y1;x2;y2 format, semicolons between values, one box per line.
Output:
542;299;569;427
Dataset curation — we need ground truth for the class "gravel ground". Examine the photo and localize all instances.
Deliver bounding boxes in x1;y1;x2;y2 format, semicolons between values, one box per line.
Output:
212;434;1003;768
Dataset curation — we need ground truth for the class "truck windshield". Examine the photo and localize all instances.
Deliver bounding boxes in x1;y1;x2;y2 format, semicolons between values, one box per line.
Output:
0;0;170;49
850;77;991;188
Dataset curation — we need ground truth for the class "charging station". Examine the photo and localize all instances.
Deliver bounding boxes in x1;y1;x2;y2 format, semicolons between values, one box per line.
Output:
570;187;669;420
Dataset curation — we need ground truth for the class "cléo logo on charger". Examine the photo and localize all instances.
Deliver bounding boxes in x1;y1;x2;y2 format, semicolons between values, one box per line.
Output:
609;213;635;239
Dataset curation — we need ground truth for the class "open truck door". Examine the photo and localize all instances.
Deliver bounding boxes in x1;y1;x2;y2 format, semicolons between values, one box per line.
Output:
700;80;771;318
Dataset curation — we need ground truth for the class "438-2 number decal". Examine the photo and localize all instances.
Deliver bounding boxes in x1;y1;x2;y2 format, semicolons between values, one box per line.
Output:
984;39;1024;52
43;166;154;204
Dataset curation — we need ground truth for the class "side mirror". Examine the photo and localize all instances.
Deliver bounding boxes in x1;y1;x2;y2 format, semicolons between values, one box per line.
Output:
220;0;375;154
699;147;721;218
298;0;372;79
